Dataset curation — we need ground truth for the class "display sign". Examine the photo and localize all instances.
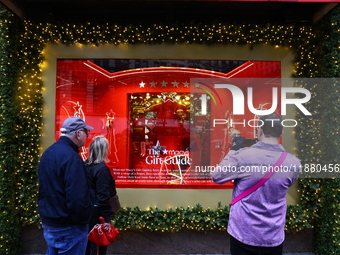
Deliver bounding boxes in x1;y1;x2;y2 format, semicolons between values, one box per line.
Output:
56;59;281;188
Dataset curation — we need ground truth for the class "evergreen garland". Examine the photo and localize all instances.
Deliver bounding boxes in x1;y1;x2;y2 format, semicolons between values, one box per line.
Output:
0;8;25;254
311;6;340;255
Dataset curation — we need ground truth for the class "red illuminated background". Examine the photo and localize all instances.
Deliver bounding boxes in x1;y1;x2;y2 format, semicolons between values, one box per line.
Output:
56;59;281;189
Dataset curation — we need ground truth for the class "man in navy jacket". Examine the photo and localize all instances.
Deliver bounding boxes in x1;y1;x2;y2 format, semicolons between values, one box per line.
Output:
38;117;94;255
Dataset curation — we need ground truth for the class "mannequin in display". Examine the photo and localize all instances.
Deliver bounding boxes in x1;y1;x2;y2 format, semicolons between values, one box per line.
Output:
105;110;119;164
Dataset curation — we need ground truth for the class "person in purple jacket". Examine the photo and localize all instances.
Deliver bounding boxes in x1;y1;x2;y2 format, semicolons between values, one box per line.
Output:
212;113;300;255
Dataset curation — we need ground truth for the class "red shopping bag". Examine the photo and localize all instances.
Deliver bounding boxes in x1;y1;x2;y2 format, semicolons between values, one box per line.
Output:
88;217;119;247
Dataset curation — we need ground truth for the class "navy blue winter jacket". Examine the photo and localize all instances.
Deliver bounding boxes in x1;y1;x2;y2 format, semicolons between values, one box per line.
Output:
38;136;94;227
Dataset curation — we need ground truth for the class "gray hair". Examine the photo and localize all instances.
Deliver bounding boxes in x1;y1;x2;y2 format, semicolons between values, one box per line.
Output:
60;130;77;137
85;136;109;165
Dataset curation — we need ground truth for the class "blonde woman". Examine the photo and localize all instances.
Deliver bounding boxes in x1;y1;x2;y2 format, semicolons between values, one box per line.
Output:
85;136;117;255
230;128;245;151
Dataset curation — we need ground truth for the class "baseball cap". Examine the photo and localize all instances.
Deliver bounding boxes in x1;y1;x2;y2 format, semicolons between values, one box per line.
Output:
60;116;94;134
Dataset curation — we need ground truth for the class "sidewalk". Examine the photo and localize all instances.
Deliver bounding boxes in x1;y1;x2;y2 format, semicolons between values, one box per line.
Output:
23;253;316;255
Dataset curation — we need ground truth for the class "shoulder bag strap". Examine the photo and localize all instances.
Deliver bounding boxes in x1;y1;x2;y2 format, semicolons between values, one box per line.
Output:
230;151;288;206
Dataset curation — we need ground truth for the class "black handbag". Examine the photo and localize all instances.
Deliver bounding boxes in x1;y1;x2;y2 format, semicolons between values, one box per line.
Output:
110;195;121;213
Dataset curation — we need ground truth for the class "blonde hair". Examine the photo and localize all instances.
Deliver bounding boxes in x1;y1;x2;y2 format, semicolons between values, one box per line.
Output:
230;128;240;137
85;136;109;165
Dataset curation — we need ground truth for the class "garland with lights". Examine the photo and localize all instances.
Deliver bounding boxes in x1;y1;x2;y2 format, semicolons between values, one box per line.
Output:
0;9;28;255
114;204;230;232
112;204;307;233
306;7;340;254
2;3;340;254
292;5;340;254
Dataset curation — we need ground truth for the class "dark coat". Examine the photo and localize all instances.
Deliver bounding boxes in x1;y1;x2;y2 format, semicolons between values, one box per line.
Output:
86;162;117;217
38;136;94;227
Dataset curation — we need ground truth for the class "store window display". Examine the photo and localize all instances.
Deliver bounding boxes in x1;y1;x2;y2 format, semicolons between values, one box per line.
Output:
56;59;281;189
